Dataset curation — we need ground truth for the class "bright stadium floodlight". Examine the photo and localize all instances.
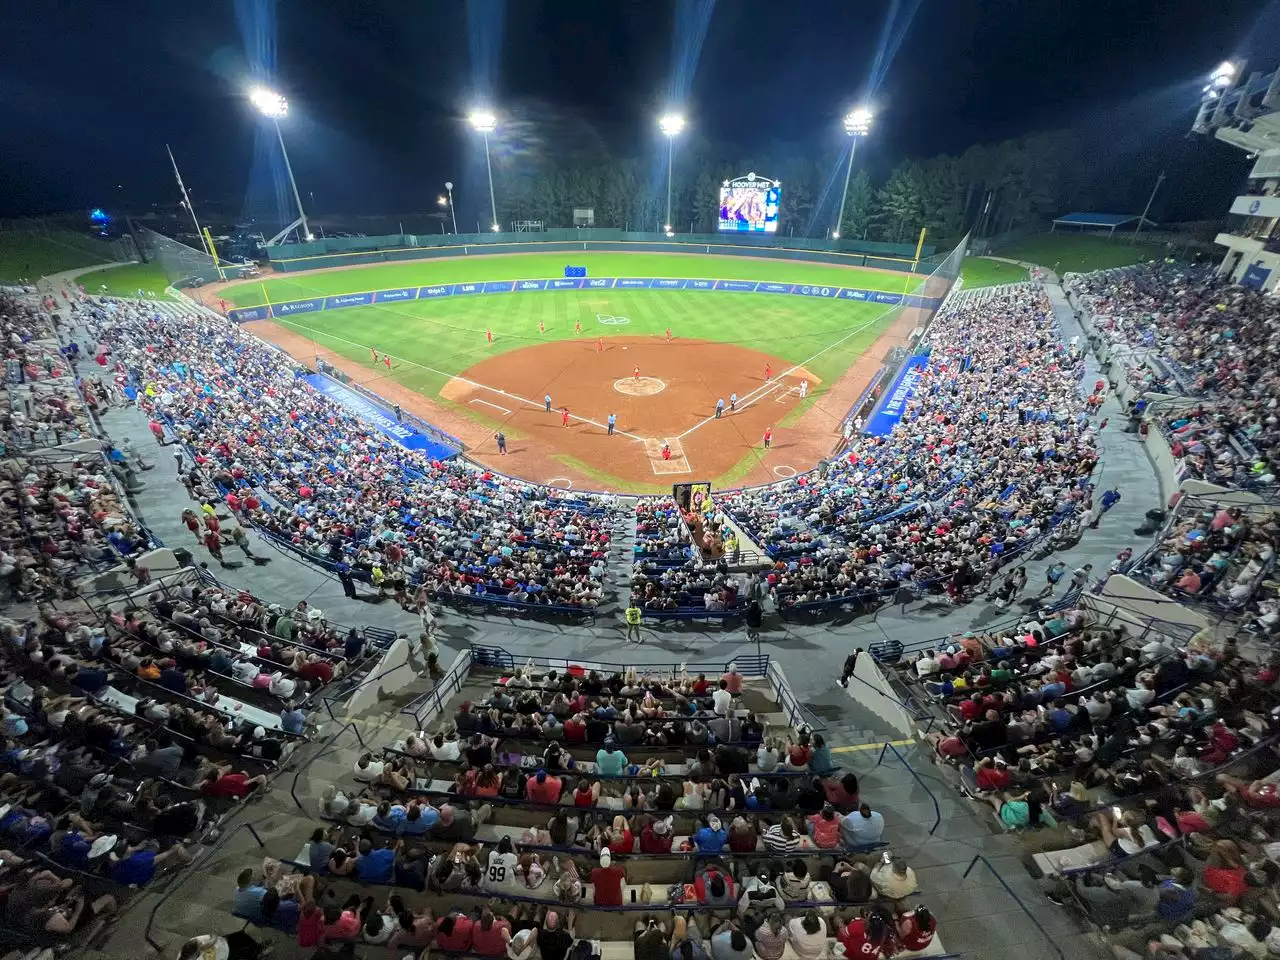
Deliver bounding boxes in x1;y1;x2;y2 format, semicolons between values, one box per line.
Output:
659;113;686;236
1211;61;1238;90
437;196;447;206
250;86;310;242
834;105;873;246
443;181;458;233
468;111;499;233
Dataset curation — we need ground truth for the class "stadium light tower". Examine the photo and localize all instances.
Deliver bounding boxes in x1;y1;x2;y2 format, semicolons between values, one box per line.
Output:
659;113;686;233
439;181;458;234
469;111;500;233
250;87;312;242
833;106;873;241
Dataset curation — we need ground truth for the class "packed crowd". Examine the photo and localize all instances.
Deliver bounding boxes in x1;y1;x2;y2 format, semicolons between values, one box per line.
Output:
891;596;1280;958
714;284;1099;613
1132;498;1277;617
73;297;621;615
1068;263;1280;489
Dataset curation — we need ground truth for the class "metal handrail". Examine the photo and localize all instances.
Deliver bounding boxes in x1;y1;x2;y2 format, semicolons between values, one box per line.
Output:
144;822;267;952
962;854;1066;960
290;721;365;811
876;741;941;835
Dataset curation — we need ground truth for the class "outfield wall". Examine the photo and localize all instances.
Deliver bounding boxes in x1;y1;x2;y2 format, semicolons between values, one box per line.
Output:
264;235;940;274
226;274;942;323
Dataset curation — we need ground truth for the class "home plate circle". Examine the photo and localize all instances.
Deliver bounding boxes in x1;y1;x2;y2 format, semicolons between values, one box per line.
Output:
614;376;667;397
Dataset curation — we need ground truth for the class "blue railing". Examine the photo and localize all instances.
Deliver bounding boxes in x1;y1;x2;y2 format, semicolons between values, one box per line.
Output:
877;741;941;835
962;855;1066;960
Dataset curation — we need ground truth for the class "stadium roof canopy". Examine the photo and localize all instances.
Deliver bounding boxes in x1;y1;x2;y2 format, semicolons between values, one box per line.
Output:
1051;212;1157;235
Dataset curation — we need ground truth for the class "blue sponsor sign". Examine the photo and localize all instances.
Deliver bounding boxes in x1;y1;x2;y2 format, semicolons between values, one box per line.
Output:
452;282;484;295
838;288;870;301
375;287;417;302
756;282;791;294
515;279;548;291
228;306;270;323
419;284;453;299
652;278;684;288
789;284;837;299
685;279;715;289
615;277;652;288
547;278;583;290
1243;263;1272;290
715;279;757;292
583;277;615;289
864;354;930;437
872;292;904;304
483;280;516;293
274;298;324;316
302;374;458;460
325;292;373;309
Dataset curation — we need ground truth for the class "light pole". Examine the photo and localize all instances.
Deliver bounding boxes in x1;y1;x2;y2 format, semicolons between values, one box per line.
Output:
659;113;686;234
469;111;499;232
1133;171;1166;244
833;106;873;242
250;87;312;241
441;181;458;234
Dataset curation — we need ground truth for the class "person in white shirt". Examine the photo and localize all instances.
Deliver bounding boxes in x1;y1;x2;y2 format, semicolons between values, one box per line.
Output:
712;681;734;717
484;837;520;893
914;652;939;677
268;672;296;698
429;733;461;761
353;754;386;782
231;660;260;683
786;911;828;960
1125;678;1156;711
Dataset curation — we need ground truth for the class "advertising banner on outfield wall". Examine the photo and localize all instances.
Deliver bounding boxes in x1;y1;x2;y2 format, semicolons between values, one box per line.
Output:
863;354;930;437
226;277;939;323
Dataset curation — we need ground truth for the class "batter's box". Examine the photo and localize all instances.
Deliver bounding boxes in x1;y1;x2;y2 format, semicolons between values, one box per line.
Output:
645;437;692;475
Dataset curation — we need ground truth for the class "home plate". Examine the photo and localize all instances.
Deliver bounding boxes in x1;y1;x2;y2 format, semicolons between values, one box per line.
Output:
645;437;691;475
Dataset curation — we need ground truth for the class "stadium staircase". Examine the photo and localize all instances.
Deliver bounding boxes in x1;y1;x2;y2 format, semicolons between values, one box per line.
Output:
598;503;639;617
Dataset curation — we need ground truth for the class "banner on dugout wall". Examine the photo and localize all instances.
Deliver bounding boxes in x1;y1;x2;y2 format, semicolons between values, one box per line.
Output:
225;276;938;322
862;354;930;437
301;373;459;460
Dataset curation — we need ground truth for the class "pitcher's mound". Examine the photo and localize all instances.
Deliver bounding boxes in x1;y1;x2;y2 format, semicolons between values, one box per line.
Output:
613;376;667;397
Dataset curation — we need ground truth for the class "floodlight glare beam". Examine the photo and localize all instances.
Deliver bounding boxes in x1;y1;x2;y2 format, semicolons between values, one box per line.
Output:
659;113;686;235
468;111;500;233
834;105;873;245
250;86;310;242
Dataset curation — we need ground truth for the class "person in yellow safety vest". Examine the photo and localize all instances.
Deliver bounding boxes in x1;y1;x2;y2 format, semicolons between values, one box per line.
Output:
724;532;739;564
625;599;643;644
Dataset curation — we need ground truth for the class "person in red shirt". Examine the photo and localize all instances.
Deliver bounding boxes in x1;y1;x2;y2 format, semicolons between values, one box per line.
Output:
639;816;674;853
720;667;744;695
604;815;634;856
469;908;511;956
573;780;600;808
561;407;570;427
897;906;936;952
690;674;711;696
590;849;625;905
958;694;983;722
822;773;860;812
973;757;1011;793
837;913;890;958
198;765;267;799
763;427;773;448
297;658;334;685
525;770;563;804
563;713;587;742
434;912;475;952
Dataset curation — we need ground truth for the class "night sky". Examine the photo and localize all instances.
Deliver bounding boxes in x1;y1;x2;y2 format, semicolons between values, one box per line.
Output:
0;0;1274;226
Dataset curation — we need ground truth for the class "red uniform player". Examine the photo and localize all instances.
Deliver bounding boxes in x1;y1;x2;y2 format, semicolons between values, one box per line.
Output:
539;319;546;334
561;407;570;427
486;329;494;344
219;298;228;314
383;355;392;370
665;327;672;343
661;443;671;461
763;427;773;449
574;319;582;334
764;363;773;382
596;337;604;353
633;365;640;381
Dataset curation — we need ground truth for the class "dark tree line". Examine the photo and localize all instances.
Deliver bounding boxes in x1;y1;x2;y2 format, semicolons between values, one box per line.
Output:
488;130;1081;244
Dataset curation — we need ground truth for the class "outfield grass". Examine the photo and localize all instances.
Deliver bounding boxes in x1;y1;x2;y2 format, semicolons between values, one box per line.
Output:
0;231;116;284
221;252;926;307
959;256;1028;288
995;234;1166;274
269;286;899;405
77;262;174;298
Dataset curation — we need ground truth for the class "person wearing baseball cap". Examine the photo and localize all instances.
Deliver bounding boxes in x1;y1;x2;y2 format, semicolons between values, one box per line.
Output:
590;847;625;906
693;814;727;853
640;815;674;853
